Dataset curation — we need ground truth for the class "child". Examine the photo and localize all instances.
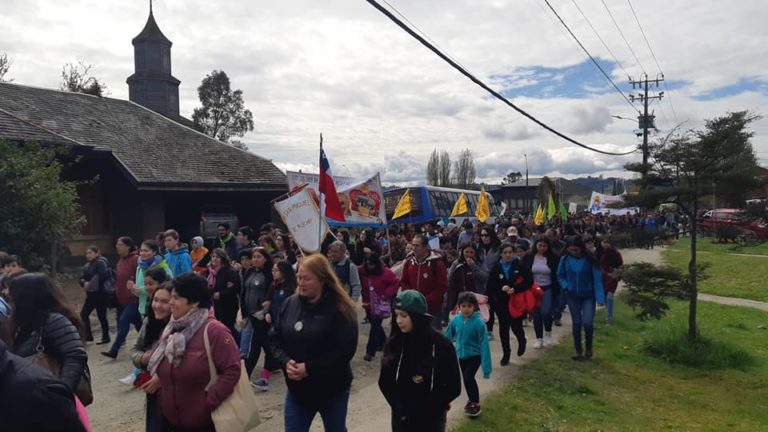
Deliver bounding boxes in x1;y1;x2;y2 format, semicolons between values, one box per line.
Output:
444;291;492;417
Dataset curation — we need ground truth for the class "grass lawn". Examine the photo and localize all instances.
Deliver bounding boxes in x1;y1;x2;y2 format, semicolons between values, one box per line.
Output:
662;238;768;302
455;300;768;432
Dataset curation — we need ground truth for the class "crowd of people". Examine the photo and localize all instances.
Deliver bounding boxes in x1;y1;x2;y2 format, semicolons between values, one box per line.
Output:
0;213;629;432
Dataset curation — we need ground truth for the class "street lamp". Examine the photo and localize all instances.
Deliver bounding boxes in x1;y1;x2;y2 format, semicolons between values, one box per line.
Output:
524;154;529;212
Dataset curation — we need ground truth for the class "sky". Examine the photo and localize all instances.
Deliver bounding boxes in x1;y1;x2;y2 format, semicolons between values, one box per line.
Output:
2;0;767;186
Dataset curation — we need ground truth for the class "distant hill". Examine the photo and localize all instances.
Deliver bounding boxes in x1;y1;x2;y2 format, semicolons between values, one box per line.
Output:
569;176;633;195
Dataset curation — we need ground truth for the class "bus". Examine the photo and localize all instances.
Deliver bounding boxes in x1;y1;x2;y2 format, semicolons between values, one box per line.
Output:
384;185;498;225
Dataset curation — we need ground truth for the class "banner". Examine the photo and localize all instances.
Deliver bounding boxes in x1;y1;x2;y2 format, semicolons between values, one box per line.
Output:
273;187;329;253
588;192;624;213
286;171;387;228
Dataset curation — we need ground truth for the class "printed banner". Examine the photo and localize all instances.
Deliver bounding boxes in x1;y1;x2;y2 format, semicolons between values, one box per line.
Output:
588;192;624;213
273;187;329;253
286;171;387;228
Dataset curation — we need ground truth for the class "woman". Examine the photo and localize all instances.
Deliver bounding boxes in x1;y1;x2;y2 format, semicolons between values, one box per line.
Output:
522;237;560;349
79;245;110;344
128;240;173;318
476;227;501;335
378;290;462;431
599;239;623;324
130;278;172;432
487;242;533;365
9;273;88;396
204;248;240;337
148;273;241;432
353;228;381;265
359;252;398;362
190;236;209;273
275;232;297;265
268;254;358;432
241;248;273;379
106;236;143;361
446;243;482;312
557;237;605;360
258;235;277;255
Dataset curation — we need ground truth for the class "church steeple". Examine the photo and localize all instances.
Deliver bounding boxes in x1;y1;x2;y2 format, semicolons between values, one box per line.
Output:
126;2;180;119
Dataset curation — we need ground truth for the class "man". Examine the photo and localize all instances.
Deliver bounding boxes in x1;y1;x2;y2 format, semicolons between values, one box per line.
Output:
163;229;193;276
328;241;362;302
236;226;257;254
400;234;448;329
2;255;23;275
216;223;239;259
457;220;474;247
0;340;87;432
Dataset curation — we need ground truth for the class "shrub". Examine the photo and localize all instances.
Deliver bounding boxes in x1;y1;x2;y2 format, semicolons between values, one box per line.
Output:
643;325;754;370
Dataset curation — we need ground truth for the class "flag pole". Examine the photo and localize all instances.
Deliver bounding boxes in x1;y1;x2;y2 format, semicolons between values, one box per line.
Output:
319;133;324;252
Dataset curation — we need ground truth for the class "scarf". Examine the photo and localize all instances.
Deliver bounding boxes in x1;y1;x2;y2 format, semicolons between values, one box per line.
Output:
500;259;514;280
147;307;209;374
219;232;234;249
207;264;221;289
139;255;162;270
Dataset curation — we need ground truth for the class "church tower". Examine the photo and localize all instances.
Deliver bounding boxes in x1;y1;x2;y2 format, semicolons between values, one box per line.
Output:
126;2;180;119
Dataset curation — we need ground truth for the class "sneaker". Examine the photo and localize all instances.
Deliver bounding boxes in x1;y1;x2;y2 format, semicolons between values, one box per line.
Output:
463;401;472;414
487;332;494;341
571;352;585;361
251;378;269;391
500;352;511;366
100;351;117;360
554;319;562;327
517;339;527;357
544;331;553;347
534;338;543;349
363;354;374;362
96;338;111;345
466;403;481;417
118;373;136;386
585;349;593;360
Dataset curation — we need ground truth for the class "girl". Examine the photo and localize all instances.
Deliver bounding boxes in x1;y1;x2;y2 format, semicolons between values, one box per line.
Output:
79;245;110;345
127;240;172;318
204;248;240;337
444;292;491;418
446;243;482;312
599;240;623;324
522;237;560;349
557;237;605;360
242;248;273;380
359;252;398;362
379;290;461;431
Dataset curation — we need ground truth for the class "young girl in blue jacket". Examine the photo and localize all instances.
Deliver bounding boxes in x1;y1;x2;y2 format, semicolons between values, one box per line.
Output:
557;237;605;361
444;292;492;417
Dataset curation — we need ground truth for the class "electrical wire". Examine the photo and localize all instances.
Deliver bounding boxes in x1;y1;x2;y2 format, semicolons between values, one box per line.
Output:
570;0;630;79
365;0;638;156
541;0;639;113
600;0;646;75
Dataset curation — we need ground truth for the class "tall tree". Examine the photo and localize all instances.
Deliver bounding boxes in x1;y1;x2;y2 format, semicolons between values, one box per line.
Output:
624;111;762;341
60;60;106;97
192;70;254;142
426;149;439;185
438;150;452;187
501;171;522;185
452;148;476;188
0;53;12;83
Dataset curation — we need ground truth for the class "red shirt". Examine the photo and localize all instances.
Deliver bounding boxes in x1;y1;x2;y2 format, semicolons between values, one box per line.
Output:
115;252;139;306
399;253;448;312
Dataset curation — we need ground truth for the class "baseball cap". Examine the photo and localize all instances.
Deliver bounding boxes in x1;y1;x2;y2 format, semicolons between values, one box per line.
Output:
394;290;429;316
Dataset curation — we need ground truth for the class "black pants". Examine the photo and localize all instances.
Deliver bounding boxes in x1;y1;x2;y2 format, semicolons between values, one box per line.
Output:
245;318;279;377
81;291;109;341
459;356;481;403
366;317;386;357
486;302;495;333
497;311;525;356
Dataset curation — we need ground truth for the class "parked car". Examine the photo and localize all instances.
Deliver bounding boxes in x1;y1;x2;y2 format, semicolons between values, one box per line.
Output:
699;208;767;240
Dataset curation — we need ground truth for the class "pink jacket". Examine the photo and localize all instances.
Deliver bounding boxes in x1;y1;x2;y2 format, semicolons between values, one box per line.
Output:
156;318;241;429
359;264;399;312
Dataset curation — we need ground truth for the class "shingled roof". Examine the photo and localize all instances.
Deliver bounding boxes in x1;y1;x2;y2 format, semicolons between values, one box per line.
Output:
0;83;286;191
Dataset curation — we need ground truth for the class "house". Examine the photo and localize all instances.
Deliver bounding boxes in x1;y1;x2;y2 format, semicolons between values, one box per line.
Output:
487;177;595;214
0;8;286;258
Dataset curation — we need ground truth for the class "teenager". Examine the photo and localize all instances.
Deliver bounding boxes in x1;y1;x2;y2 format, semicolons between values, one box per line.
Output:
522;237;560;348
79;245;110;345
163;229;192;277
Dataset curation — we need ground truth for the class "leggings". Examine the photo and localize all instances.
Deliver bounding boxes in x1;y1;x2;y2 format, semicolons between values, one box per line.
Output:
459;356;481;403
497;310;526;355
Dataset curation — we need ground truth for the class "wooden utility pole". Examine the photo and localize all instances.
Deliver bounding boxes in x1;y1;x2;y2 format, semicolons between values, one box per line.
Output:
629;74;665;182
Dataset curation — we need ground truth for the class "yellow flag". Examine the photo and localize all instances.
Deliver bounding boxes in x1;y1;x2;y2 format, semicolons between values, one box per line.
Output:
475;188;490;223
547;193;556;220
534;203;545;225
450;193;469;217
392;188;413;219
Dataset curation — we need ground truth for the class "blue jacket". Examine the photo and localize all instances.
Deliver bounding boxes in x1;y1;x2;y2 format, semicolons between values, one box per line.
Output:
444;311;492;379
556;255;605;304
164;247;192;277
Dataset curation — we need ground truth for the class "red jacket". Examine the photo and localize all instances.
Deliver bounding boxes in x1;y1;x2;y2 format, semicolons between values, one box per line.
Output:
156;318;241;429
359;264;399;313
508;284;543;318
115;251;139;306
399;252;448;312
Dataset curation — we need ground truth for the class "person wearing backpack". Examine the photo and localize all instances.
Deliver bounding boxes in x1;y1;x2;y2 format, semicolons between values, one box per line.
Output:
328;241;362;302
79;245;110;344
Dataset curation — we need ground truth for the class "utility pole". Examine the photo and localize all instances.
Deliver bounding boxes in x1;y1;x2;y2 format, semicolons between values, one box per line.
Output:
629;74;665;183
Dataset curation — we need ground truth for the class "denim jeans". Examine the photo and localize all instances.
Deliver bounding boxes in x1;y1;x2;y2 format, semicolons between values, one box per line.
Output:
366;317;386;357
553;288;567;321
565;293;596;353
108;303;142;356
605;292;615;322
284;388;350;432
239;319;253;359
533;286;554;338
81;291;110;341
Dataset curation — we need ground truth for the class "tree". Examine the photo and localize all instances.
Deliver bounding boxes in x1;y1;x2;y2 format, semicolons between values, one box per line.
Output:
230;140;248;151
192;70;254;142
438;150;451;187
0;140;84;270
0;53;12;83
501;171;522;185
452;149;476;188
60;60;107;97
535;176;557;205
427;149;439;185
624;111;762;341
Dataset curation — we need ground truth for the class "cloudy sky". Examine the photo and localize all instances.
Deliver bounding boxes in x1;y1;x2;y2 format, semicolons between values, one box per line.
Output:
3;0;767;185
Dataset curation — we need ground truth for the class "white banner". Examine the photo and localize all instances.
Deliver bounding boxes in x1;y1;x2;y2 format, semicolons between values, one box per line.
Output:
273;187;329;253
287;171;358;192
588;192;624;213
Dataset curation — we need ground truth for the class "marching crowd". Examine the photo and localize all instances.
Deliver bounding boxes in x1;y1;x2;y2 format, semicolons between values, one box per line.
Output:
0;214;629;432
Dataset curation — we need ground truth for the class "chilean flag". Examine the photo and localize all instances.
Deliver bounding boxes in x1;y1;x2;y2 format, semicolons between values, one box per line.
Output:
319;143;346;221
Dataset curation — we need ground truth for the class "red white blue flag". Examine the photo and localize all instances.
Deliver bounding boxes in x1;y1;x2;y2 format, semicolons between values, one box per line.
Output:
319;143;346;221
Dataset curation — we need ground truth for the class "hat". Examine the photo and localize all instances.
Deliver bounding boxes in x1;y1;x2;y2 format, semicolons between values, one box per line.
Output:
394;290;429;316
507;226;519;237
436;220;445;227
446;222;457;231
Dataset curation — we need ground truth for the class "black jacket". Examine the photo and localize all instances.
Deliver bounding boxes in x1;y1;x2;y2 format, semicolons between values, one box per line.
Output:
378;330;461;429
486;259;534;316
12;312;87;393
268;293;358;406
206;266;241;326
0;340;86;432
80;256;109;293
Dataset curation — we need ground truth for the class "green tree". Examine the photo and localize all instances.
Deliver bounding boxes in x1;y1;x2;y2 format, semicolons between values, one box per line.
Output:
501;171;522;185
624;111;762;341
192;70;254;142
0;140;84;270
0;53;12;83
60;60;107;97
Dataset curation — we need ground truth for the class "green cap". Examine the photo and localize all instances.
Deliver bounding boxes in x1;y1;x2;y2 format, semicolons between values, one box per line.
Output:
394;290;429;316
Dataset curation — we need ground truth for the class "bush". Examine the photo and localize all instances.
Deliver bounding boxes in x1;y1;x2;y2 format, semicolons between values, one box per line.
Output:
643;325;754;370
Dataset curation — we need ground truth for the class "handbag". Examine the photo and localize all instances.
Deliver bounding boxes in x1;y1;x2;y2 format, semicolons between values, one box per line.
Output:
203;323;261;432
25;329;94;406
368;285;391;319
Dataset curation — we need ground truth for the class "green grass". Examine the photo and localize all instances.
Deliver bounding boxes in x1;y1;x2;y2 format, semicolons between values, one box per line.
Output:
456;300;768;432
662;238;768;302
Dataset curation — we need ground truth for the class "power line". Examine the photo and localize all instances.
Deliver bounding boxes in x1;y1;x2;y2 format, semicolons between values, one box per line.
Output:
365;0;638;156
627;0;680;124
600;0;646;75
541;0;639;113
570;0;630;79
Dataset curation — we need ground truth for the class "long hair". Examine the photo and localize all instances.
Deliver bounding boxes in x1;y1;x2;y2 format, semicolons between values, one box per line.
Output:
143;282;173;348
362;252;383;276
480;226;501;250
382;310;434;367
298;254;356;321
118;236;137;252
273;260;297;295
210;247;231;268
9;273;83;343
565;236;596;265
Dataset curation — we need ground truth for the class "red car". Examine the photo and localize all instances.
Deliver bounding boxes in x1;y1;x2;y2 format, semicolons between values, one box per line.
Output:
699;209;768;239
